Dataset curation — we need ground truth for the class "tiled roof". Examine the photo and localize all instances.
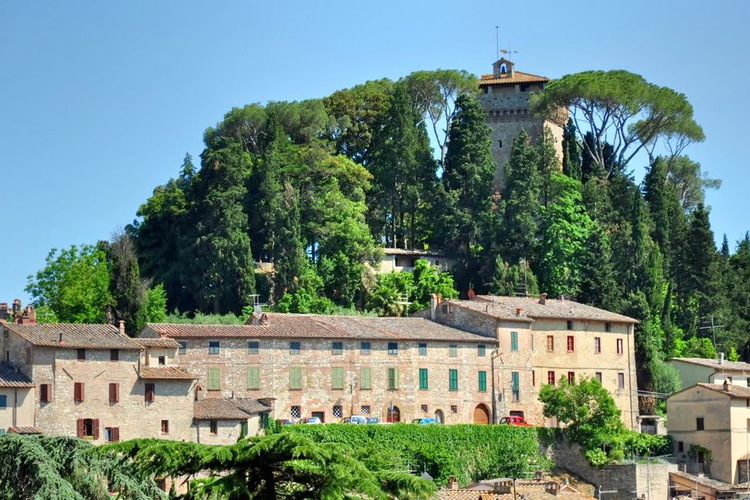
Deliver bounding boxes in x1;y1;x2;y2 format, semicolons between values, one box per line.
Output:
144;314;494;344
0;362;33;388
7;427;42;435
478;71;550;86
382;248;446;257
132;338;181;348
139;366;196;380
695;383;750;399
194;398;272;420
669;357;750;372
450;296;638;324
2;322;142;349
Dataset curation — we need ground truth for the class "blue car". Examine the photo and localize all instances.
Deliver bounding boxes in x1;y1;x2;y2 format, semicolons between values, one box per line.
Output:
411;418;440;425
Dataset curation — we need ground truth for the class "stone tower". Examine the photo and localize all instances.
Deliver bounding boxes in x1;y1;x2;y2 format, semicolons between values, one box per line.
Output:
477;58;567;187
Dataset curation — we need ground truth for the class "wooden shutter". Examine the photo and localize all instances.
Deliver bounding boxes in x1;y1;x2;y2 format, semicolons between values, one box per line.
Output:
247;367;260;390
388;368;399;390
359;367;371;390
207;368;221;390
332;367;344;389
109;383;119;403
112;427;120;442
76;418;84;438
93;419;100;440
74;382;84;402
40;384;51;403
145;383;155;402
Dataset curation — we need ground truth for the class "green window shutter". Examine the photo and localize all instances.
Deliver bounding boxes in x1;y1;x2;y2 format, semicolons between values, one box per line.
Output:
247;367;260;390
388;368;399;390
360;367;372;390
332;367;345;389
511;371;520;390
478;371;487;392
419;368;429;390
289;367;302;390
207;367;221;390
511;331;519;351
449;369;458;391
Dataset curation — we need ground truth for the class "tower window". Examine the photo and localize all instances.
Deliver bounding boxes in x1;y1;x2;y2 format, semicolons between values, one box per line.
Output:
498;140;503;148
500;63;507;74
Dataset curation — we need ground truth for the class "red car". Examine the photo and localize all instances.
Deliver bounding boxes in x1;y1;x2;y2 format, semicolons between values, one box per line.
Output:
499;416;533;427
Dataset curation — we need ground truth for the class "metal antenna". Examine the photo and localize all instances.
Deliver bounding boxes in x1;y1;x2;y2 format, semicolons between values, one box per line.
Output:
495;26;499;60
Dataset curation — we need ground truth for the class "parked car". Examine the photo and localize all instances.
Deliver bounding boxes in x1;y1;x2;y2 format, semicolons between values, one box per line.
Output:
365;417;380;424
498;416;533;427
297;417;322;424
411;418;440;425
340;415;367;424
278;419;296;426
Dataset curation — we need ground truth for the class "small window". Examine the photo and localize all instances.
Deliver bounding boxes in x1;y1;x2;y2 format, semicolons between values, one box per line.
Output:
617;338;624;355
421;404;428;413
110;349;119;361
498;139;503;148
77;348;86;361
361;405;371;415
532;371;536;386
419;368;429;390
158;356;166;366
677;441;684;452
450;405;458;414
478;344;486;357
40;384;52;403
145;383;155;403
105;427;120;442
333;405;342;418
248;341;259;354
74;382;85;403
605;322;612;333
332;342;343;355
208;341;220;355
547;371;555;385
178;341;187;355
567;372;575;384
290;341;301;355
0;395;6;408
618;373;625;389
290;406;301;419
360;342;371;355
478;371;487;392
595;372;602;383
209;420;218;435
510;331;519;351
449;345;457;357
449;369;458;391
109;383;119;403
567;336;575;352
388;342;398;355
696;417;704;431
566;320;573;330
594;337;601;354
546;336;554;352
418;343;427;356
161;420;169;434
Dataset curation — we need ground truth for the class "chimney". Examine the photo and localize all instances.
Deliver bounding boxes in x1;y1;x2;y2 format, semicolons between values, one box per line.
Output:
58;332;64;344
19;306;36;325
467;289;476;300
723;377;732;392
118;320;126;335
430;294;438;321
719;352;725;365
516;307;523;316
0;303;8;320
448;476;459;490
12;299;22;320
539;293;547;305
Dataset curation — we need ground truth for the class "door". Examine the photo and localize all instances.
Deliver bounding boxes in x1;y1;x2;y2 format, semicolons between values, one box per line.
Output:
434;409;444;424
312;411;325;423
386;406;400;422
473;404;490;424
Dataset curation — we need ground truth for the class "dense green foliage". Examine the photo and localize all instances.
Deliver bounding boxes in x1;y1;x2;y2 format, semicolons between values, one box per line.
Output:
100;432;436;500
0;434;165;499
282;424;550;486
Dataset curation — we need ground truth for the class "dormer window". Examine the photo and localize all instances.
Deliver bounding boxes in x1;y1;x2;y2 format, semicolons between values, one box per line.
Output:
500;63;507;74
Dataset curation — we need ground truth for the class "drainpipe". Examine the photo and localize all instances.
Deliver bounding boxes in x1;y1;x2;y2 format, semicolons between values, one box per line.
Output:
627;324;635;429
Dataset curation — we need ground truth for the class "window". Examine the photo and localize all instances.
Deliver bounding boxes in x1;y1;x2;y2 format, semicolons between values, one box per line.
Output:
510;331;519;351
158;356;166;366
290;341;301;355
616;338;624;355
547;371;555;385
331;367;345;390
449;369;459;391
566;320;573;330
77;418;99;439
677;441;684;452
289;367;302;390
290;406;301;419
209;420;218;435
110;349;119;361
161;420;169;434
74;382;85;403
421;404;428;413
0;395;6;408
419;368;429;390
478;344;486;357
109;383;119;403
361;405;371;415
388;342;398;355
747;418;750;429
498;139;503;148
333;405;342;418
248;341;259;354
567;336;575;352
104;427;120;442
77;348;86;361
595;372;602;383
618;373;625;390
511;372;520;401
178;341;187;355
532;371;536;386
332;342;343;355
360;342;371;355
450;405;458;414
546;336;554;352
594;337;601;354
359;367;372;390
207;367;221;391
449;345;457;357
208;341;220;355
387;367;399;390
567;372;575;384
145;383;155;402
605;322;612;333
696;417;705;431
39;383;52;403
247;367;260;390
418;343;427;356
478;371;487;392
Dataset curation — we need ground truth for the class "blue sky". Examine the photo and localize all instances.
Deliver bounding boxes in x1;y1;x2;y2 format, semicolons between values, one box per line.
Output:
2;1;748;303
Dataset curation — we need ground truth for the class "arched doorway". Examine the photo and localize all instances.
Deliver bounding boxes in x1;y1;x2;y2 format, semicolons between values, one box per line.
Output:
434;409;444;424
386;405;400;422
473;404;490;424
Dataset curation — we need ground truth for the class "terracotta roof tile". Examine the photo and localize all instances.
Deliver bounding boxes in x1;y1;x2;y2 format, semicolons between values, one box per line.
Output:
139;366;196;380
669;357;750;372
2;322;142;349
7;426;42;435
0;362;33;388
478;71;550;86
194;398;272;420
133;338;181;348
695;383;750;399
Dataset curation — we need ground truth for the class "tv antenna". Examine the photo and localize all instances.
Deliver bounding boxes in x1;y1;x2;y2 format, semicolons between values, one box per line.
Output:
495;26;500;60
500;48;519;62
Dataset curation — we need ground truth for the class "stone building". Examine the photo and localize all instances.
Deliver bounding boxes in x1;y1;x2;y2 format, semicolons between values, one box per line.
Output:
477;58;567;187
667;356;750;390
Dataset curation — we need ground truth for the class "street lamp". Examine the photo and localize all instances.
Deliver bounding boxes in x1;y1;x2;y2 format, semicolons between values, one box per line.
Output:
491;350;505;424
